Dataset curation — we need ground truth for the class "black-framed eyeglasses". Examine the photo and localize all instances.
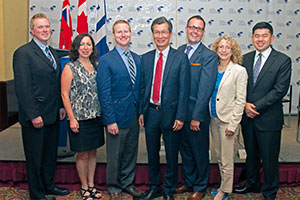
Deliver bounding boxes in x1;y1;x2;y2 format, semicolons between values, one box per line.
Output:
187;25;204;32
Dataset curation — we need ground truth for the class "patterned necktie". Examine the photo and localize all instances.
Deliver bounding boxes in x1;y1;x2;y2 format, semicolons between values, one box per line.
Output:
253;53;262;84
152;52;163;104
186;45;193;56
124;51;136;84
45;47;56;70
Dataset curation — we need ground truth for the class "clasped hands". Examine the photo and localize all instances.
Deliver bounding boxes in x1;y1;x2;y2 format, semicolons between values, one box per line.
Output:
245;102;260;119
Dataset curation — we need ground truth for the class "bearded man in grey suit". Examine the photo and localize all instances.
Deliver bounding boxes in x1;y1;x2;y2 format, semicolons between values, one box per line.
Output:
233;22;291;200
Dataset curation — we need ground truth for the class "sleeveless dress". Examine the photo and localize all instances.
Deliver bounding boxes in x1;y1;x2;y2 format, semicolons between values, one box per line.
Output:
67;60;104;152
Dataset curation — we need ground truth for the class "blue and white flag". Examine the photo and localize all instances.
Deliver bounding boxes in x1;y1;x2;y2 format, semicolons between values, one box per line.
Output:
94;0;109;60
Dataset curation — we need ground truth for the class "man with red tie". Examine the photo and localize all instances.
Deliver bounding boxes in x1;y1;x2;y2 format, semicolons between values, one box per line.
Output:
138;16;190;200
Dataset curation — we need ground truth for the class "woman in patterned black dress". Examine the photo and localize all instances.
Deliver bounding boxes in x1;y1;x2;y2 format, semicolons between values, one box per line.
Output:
61;33;104;200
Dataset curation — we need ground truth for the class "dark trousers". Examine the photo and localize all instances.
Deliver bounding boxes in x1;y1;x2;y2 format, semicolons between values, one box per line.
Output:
22;120;59;199
105;116;139;193
145;107;180;195
242;119;281;199
179;119;210;192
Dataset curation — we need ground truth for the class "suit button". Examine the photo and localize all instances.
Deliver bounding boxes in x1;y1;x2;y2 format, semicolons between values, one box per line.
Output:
217;98;219;101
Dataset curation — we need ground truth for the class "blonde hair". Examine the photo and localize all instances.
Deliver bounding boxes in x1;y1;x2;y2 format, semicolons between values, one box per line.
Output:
30;13;50;29
212;35;243;65
112;20;131;33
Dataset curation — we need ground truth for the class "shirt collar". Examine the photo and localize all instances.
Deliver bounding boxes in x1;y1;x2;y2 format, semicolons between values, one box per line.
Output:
255;46;272;59
33;38;48;51
188;42;201;50
115;45;128;55
156;46;170;58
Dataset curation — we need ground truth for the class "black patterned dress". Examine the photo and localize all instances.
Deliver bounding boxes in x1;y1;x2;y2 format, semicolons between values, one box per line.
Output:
67;60;104;152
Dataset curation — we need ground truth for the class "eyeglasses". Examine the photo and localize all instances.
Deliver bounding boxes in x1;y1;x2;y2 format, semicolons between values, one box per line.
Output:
187;25;204;32
153;31;170;36
217;46;232;50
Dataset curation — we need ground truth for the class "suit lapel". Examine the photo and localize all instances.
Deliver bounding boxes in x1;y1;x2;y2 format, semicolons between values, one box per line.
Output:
31;40;56;70
254;49;277;88
146;50;155;91
112;48;132;83
162;47;175;85
190;43;203;63
218;61;233;90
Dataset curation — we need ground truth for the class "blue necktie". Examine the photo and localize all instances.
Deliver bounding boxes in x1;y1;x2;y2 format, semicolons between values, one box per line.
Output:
186;45;192;56
45;47;56;70
253;53;262;84
124;51;136;84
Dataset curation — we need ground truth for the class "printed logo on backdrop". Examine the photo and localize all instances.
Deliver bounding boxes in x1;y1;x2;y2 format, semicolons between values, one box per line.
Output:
29;0;299;112
286;34;295;39
178;30;184;37
209;8;223;14
248;8;263;15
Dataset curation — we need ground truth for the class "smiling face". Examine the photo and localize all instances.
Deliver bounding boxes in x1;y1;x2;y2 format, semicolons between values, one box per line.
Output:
31;17;51;45
185;17;205;45
78;36;93;59
113;22;131;50
252;28;274;52
217;39;233;63
152;22;172;52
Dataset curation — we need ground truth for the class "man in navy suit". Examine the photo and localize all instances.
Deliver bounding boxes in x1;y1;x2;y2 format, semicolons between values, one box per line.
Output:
138;17;190;200
176;15;218;200
97;20;143;200
13;13;69;200
233;22;291;200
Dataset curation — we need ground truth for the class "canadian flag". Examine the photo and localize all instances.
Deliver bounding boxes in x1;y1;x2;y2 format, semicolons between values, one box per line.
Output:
59;0;73;49
77;0;88;34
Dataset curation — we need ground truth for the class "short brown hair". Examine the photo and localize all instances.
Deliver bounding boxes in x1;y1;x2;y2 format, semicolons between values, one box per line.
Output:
112;20;131;33
30;13;50;29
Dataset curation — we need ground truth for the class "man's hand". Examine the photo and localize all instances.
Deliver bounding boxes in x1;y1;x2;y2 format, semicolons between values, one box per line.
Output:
244;102;259;118
32;116;44;129
190;119;201;131
138;114;144;128
173;120;184;131
60;108;66;120
107;123;119;135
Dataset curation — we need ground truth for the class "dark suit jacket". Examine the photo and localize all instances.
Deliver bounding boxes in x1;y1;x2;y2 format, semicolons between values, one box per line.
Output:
97;47;141;129
139;47;190;130
178;43;218;122
241;48;292;131
13;40;62;127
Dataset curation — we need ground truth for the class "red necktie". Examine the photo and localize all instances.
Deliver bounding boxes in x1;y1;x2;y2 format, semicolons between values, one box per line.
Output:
152;52;163;103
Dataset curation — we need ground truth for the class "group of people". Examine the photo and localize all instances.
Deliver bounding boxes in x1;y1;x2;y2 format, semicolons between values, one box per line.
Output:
13;12;291;200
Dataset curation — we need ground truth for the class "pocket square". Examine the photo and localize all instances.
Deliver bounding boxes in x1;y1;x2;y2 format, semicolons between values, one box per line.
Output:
191;63;201;66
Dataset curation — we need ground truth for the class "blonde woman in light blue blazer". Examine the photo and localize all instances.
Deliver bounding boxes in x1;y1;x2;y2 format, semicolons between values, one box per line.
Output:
209;35;248;200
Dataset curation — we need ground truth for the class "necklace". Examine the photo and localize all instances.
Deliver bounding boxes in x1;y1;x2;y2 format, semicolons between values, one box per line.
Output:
218;66;223;73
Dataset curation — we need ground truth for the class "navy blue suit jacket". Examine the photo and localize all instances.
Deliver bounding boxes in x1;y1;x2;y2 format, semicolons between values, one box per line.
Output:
139;47;190;130
97;47;141;129
178;43;218;122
